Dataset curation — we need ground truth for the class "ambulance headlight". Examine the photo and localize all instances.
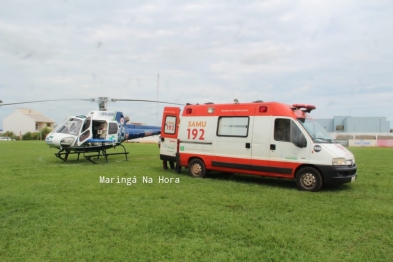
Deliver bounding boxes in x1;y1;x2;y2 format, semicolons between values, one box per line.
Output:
332;158;346;166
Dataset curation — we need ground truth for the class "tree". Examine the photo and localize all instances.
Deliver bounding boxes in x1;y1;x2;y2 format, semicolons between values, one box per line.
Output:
22;132;33;140
2;131;16;140
40;127;52;140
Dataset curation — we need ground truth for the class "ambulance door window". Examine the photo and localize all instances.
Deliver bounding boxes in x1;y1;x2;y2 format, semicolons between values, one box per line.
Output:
164;116;177;134
274;119;290;142
291;121;307;148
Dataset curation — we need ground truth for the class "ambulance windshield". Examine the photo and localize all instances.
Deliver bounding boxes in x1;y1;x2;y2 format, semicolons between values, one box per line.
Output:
297;118;333;143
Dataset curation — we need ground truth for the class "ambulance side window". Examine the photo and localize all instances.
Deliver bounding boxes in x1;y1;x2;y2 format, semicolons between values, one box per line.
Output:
274;119;307;148
274;119;290;142
217;116;249;137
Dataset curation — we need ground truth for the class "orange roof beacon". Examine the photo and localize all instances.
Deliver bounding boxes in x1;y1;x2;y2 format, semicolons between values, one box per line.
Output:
159;101;357;192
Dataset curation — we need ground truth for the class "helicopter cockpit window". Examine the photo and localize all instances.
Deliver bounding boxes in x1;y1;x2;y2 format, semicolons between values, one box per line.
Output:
81;117;91;132
56;119;83;135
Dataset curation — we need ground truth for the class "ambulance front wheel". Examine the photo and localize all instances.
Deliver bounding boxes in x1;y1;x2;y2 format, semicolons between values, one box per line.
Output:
188;159;206;178
295;167;323;192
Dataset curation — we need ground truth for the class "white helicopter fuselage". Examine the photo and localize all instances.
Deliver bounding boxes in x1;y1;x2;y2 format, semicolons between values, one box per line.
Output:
45;111;122;149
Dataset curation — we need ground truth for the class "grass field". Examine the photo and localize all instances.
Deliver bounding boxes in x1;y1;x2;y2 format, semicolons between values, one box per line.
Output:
0;141;392;261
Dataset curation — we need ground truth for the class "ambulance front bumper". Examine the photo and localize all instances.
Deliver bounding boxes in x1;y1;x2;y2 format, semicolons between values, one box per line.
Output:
317;164;357;185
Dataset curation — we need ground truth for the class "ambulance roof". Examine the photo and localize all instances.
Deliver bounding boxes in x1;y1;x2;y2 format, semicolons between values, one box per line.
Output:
182;101;315;118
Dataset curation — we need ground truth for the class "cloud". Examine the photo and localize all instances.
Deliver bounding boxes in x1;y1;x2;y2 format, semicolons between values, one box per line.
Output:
1;0;393;128
0;24;58;62
240;45;295;65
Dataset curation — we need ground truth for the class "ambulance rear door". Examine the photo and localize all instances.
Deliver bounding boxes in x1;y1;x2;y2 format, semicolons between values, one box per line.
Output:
160;107;181;162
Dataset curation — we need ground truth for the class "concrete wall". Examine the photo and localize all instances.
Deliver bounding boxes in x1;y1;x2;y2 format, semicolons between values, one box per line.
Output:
329;132;393;147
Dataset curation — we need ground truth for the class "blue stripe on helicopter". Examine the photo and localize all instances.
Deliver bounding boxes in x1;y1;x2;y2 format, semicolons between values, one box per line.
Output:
86;139;115;143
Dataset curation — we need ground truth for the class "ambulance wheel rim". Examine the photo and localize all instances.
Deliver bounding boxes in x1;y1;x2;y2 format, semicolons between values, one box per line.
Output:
301;173;316;188
295;167;323;192
191;163;202;175
188;159;206;178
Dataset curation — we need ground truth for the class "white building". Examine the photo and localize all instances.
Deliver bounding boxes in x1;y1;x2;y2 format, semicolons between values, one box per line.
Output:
3;108;55;135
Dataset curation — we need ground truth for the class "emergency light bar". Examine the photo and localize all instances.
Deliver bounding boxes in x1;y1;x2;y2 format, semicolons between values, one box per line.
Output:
259;106;268;113
291;104;316;113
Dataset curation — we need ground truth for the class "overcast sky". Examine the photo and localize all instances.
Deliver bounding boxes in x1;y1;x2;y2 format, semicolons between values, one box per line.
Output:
1;0;392;129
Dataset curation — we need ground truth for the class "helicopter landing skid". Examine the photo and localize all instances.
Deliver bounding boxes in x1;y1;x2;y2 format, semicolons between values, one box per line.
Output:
83;144;129;164
55;150;82;161
55;144;129;164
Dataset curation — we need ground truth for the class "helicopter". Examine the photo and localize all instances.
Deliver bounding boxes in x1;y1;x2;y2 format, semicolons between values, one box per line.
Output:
0;97;183;163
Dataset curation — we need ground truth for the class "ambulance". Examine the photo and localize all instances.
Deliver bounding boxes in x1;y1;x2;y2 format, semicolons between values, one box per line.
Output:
159;101;357;191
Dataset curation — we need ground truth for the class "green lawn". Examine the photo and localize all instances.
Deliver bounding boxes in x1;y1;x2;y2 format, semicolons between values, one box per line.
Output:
0;142;392;261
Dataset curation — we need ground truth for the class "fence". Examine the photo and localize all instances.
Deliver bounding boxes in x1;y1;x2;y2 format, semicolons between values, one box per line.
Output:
329;132;393;147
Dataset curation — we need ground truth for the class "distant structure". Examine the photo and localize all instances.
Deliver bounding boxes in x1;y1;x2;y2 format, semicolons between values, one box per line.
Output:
315;116;390;133
3;108;55;135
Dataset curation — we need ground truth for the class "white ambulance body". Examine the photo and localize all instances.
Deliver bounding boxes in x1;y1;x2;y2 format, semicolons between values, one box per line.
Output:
159;101;357;191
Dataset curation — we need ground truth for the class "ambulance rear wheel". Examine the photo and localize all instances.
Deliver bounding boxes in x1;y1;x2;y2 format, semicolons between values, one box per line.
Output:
295;167;323;192
188;159;206;178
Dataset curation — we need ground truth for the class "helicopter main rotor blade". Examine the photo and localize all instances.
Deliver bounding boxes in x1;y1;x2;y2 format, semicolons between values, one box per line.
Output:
113;99;183;106
0;99;91;106
0;97;184;112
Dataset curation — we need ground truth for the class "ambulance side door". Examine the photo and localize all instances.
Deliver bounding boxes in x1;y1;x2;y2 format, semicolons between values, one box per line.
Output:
250;116;272;172
269;118;310;178
212;116;253;166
